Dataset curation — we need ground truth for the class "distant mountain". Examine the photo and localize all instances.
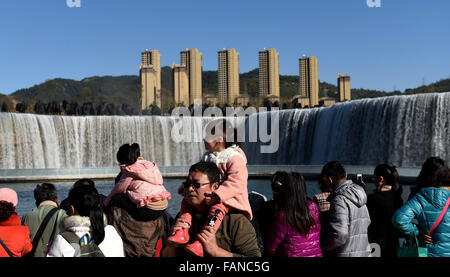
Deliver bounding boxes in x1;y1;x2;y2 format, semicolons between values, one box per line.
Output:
3;67;449;112
11;75;141;109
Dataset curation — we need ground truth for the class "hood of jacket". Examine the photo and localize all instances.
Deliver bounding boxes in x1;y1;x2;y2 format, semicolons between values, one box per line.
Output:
418;187;450;209
120;160;162;185
203;145;247;165
332;180;367;208
60;214;108;233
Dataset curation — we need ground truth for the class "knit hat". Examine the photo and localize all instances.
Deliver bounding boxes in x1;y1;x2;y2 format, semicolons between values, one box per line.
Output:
0;188;18;207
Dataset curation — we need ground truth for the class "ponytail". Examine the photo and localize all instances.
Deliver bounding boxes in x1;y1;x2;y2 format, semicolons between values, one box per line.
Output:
389;165;401;190
89;207;105;245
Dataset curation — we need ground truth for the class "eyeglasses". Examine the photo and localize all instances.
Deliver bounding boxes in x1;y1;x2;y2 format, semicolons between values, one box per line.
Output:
182;181;211;189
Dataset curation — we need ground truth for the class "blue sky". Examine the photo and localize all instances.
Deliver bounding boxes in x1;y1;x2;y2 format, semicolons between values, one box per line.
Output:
0;0;449;94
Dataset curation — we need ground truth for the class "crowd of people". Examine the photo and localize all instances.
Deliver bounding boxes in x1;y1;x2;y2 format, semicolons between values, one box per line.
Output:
0;119;449;258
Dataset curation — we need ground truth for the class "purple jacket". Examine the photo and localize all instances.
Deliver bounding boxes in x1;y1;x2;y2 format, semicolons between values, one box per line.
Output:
265;200;322;257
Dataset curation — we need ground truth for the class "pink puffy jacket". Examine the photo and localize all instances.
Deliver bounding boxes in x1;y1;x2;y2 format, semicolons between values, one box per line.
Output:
202;146;253;221
265;200;322;257
104;160;171;208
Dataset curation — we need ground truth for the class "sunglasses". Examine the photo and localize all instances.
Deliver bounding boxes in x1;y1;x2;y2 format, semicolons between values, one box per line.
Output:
182;181;211;189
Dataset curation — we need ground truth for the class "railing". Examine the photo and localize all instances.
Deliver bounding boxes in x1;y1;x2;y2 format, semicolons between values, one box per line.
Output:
0;165;421;184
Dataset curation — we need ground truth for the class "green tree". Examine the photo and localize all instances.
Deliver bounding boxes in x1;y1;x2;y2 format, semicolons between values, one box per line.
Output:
81;87;92;102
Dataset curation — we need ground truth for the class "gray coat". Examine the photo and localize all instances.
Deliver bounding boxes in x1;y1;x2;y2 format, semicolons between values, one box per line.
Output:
321;180;372;257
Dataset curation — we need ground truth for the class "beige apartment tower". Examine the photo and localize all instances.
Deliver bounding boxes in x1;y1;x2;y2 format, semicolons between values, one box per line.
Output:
259;48;280;98
299;55;319;107
140;49;161;110
180;48;203;105
172;64;189;106
338;74;351;101
218;48;240;105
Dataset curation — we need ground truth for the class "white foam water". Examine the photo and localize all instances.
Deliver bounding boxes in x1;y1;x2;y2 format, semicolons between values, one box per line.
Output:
0;92;448;169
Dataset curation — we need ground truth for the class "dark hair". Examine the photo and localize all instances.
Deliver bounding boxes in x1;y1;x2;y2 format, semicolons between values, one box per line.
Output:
116;143;141;165
0;201;15;222
321;161;347;181
374;164;402;193
189;162;221;185
276;172;316;236
318;176;333;193
417;157;450;188
34;183;58;206
73;178;96;189
114;172;123;184
271;171;289;190
68;185;105;245
206;119;241;148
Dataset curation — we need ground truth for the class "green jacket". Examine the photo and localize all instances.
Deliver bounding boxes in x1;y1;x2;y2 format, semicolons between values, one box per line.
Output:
21;202;68;257
180;211;261;257
215;212;261;257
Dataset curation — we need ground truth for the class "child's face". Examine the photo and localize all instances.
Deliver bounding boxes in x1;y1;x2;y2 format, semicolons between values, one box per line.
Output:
204;137;224;152
204;125;225;152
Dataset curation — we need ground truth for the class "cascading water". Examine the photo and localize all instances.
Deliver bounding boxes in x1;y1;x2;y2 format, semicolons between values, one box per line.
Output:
0;115;209;169
242;92;450;167
0;92;448;169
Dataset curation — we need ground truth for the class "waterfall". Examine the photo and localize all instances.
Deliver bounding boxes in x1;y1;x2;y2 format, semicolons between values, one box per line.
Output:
241;92;450;167
0;92;448;169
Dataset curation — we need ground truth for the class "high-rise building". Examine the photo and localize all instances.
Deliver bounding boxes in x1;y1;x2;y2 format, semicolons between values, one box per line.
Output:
172;64;189;106
259;48;280;99
319;98;336;107
338;74;351;101
140;49;161;110
299;55;319;107
218;48;240;105
180;48;203;105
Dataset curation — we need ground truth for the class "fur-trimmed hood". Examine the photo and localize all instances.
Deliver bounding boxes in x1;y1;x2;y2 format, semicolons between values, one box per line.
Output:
46;214;125;257
60;214;108;233
202;145;247;165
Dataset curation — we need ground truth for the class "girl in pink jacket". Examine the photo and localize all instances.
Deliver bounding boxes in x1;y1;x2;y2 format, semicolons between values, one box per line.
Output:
104;143;171;221
265;172;322;257
167;119;252;256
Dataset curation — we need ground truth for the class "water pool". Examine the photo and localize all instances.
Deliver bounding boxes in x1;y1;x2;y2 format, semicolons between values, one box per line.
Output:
1;179;411;218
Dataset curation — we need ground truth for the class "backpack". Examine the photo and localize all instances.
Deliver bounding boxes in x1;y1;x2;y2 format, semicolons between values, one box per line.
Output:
60;231;105;257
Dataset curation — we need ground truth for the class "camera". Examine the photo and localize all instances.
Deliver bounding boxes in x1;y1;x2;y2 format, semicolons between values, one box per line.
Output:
357;174;363;183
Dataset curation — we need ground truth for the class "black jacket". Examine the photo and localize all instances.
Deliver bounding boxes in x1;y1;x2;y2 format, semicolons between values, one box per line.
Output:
367;189;404;257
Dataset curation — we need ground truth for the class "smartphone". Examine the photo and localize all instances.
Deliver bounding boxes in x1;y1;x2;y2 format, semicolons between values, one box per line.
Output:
357;174;363;183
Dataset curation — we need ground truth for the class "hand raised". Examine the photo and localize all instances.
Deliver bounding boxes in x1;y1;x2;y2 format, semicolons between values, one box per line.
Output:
197;226;219;256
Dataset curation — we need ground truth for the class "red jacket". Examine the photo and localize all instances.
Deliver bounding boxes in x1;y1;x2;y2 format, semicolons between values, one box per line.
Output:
0;213;33;257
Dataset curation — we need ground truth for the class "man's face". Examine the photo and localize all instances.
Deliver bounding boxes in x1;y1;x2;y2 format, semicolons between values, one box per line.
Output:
184;171;216;208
